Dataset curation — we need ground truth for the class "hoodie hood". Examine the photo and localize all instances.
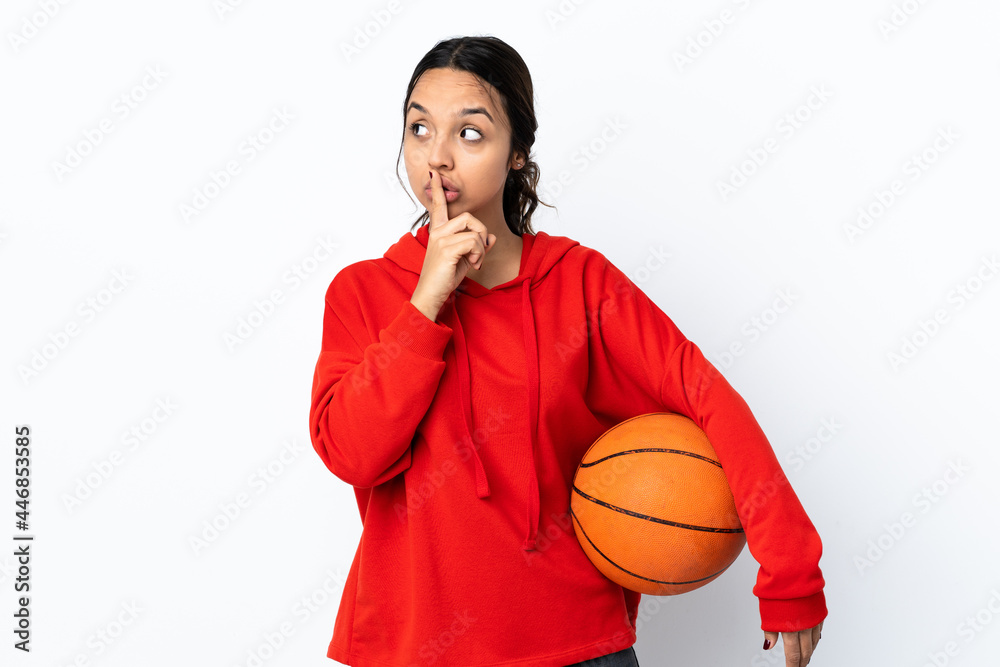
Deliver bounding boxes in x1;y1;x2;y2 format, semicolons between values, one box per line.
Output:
384;223;580;550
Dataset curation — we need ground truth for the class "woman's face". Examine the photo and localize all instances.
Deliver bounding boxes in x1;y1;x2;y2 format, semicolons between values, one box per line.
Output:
403;67;521;226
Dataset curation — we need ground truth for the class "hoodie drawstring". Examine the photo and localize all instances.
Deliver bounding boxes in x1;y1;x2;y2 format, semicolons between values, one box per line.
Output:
449;297;491;499
519;277;540;551
447;276;541;551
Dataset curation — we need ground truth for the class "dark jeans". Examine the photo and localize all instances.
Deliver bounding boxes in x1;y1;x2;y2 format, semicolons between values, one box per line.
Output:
566;646;639;667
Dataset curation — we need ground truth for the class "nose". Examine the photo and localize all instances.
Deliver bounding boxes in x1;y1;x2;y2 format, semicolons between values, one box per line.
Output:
427;132;453;171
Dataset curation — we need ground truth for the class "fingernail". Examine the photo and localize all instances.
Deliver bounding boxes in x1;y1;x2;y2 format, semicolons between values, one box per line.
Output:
763;640;771;650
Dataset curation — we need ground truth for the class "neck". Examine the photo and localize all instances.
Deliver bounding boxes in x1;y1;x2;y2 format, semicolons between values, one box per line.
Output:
466;227;522;280
465;196;520;269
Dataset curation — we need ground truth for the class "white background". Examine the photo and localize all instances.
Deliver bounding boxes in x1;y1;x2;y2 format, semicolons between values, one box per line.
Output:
2;1;999;665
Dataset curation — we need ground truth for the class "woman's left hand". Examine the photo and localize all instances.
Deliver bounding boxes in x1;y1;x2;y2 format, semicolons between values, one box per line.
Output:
763;620;823;666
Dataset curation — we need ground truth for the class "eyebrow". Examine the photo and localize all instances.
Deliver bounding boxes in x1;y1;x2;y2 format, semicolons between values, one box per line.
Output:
406;101;494;124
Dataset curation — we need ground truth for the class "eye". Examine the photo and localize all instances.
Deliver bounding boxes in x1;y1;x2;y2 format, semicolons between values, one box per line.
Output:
461;127;483;142
407;122;484;143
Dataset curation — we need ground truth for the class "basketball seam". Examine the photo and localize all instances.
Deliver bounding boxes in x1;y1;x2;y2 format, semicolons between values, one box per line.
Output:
580;448;722;468
570;504;738;586
571;485;745;534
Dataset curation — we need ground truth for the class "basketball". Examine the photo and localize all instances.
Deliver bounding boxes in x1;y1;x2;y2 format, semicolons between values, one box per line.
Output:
570;412;746;595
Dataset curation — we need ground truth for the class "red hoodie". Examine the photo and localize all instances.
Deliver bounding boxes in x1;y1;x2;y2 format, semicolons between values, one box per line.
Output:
309;223;827;666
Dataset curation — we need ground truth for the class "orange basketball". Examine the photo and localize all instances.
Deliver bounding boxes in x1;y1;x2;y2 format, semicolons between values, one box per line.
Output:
570;412;746;595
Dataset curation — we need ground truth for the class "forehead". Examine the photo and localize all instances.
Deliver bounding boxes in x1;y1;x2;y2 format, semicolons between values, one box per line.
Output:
408;68;500;114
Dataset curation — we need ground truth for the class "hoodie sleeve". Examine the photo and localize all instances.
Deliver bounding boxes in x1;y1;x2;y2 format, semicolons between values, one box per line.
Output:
309;267;454;489
586;255;827;633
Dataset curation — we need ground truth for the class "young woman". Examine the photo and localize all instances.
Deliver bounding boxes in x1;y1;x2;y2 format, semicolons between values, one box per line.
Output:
309;35;826;667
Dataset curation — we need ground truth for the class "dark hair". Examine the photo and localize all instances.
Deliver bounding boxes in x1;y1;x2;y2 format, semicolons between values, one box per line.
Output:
395;35;554;236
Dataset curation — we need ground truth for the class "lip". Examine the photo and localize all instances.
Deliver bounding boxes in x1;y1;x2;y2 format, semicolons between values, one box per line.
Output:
423;175;460;192
425;187;460;202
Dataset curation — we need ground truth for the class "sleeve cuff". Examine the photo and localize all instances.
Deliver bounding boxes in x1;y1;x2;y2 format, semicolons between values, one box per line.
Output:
759;590;828;632
382;299;453;360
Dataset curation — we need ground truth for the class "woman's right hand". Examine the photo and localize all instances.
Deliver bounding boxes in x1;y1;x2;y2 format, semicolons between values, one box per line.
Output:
410;169;496;321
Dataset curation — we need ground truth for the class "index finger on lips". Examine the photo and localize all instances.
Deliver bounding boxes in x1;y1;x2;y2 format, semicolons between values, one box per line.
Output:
428;169;449;229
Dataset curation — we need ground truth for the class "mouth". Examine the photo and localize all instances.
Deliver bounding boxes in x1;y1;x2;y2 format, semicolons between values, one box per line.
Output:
424;175;460;192
426;187;460;202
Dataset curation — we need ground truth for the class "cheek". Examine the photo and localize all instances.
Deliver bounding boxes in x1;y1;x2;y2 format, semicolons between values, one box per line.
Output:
403;162;429;203
407;150;432;172
403;150;423;182
471;160;509;193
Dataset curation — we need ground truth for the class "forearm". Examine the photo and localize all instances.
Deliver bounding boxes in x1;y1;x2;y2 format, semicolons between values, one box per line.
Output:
310;299;453;488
